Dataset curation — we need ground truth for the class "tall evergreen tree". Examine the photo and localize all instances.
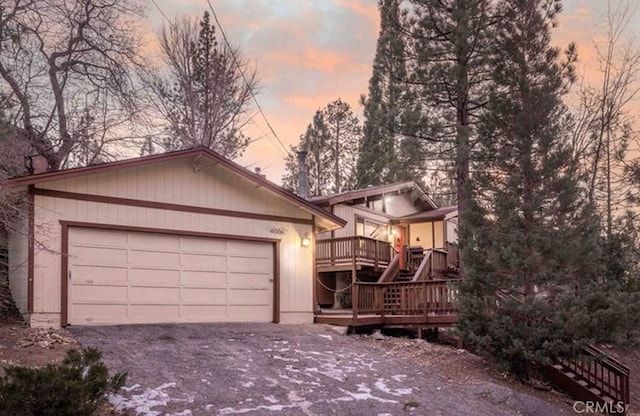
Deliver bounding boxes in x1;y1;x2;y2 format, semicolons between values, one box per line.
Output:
404;0;494;215
282;99;361;196
282;112;332;197
458;0;638;378
356;0;424;188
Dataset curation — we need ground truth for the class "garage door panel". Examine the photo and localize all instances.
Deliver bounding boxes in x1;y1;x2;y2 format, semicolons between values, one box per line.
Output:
181;253;227;271
230;273;271;289
181;305;227;320
181;237;226;253
129;287;180;303
68;228;274;325
228;305;271;322
71;304;128;324
181;271;226;287
129;304;180;322
129;249;180;269
72;228;127;245
130;269;180;286
229;288;271;304
72;285;128;302
228;256;272;273
72;265;128;284
182;287;227;303
128;233;179;250
71;246;127;266
228;240;271;257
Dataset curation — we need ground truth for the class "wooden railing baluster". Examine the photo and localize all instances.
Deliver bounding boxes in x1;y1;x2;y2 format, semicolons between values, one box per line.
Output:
317;236;392;268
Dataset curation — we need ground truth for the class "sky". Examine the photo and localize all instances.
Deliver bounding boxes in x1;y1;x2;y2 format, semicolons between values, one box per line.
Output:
153;0;640;185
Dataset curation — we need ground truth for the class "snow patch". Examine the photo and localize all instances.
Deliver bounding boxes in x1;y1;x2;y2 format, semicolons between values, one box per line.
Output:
218;403;299;414
272;355;299;363
108;382;193;416
333;384;398;404
374;378;413;396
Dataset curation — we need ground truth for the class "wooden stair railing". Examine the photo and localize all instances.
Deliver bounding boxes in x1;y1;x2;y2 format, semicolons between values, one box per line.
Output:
409;249;451;281
548;345;630;414
377;253;400;283
411;250;432;281
355;280;459;319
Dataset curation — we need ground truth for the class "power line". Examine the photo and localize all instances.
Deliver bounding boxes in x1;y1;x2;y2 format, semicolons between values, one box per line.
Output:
150;0;171;24
205;0;291;158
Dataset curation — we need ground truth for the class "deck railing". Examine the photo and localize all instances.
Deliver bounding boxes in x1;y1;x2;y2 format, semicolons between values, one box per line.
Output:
551;345;630;411
431;249;448;277
377;253;400;283
446;242;459;269
409;249;449;281
316;236;392;268
355;280;459;318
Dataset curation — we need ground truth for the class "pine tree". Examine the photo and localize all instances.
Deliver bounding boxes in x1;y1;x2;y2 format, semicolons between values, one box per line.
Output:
282;99;361;196
458;0;638;378
404;0;494;218
356;0;423;188
282;112;332;197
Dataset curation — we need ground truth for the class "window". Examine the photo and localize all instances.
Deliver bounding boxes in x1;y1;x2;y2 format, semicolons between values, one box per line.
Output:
356;217;388;240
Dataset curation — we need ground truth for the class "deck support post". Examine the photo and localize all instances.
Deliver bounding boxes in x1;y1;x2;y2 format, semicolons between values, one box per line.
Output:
351;267;358;325
351;237;358;325
422;281;428;320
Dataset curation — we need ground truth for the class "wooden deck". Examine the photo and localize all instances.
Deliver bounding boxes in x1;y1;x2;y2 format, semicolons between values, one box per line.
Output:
315;312;458;328
315;280;460;329
316;236;392;272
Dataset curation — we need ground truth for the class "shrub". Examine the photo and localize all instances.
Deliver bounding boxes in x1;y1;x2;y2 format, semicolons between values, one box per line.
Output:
0;347;127;416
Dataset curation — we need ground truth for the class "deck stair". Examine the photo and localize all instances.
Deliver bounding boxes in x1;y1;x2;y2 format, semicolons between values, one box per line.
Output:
546;345;629;414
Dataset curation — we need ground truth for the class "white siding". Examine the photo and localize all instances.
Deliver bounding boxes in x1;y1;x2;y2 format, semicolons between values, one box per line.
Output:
7;213;28;316
43;159;309;220
330;205;390;239
28;158;315;327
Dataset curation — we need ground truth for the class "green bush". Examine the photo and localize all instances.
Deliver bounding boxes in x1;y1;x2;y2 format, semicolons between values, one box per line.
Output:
0;347;127;416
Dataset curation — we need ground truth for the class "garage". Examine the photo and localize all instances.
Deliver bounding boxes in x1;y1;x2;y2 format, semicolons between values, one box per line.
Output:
8;147;344;328
66;227;275;325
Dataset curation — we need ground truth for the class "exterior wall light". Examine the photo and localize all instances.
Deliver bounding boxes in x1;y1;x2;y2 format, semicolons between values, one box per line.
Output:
301;234;311;247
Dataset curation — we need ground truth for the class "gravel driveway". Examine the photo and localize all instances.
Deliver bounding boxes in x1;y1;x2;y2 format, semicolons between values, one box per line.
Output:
69;323;568;416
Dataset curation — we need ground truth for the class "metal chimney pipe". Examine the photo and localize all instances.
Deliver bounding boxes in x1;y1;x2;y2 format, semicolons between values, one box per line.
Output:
296;150;309;199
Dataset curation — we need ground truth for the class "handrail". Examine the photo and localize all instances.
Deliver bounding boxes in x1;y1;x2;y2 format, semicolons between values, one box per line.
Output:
316;236;392;268
553;344;630;408
378;253;400;283
411;250;432;282
355;280;460;319
446;242;459;269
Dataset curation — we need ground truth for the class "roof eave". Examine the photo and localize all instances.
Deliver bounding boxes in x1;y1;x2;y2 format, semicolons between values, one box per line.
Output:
9;146;346;230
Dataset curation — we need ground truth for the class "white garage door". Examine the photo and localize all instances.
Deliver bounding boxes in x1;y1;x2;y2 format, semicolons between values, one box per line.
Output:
67;227;274;325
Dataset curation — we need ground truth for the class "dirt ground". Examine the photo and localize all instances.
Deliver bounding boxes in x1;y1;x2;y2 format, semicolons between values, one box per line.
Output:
67;323;573;415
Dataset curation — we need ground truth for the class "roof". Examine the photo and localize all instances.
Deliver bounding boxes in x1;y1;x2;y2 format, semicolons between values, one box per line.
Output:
309;182;438;210
391;206;458;224
9;146;346;232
